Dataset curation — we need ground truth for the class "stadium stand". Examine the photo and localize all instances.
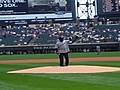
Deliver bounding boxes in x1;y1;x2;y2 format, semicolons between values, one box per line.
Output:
0;27;32;46
0;23;120;46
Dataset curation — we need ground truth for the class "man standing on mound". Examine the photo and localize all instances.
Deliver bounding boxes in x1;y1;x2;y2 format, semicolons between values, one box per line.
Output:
55;36;70;67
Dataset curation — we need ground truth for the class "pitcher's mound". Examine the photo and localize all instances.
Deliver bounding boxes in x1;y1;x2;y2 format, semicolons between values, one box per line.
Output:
7;65;120;74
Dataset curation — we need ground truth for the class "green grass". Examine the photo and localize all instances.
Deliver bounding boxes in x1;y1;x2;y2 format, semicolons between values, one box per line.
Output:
0;52;120;90
0;51;119;60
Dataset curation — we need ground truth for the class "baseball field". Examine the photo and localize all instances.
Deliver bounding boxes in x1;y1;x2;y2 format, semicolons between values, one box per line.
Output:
0;51;120;90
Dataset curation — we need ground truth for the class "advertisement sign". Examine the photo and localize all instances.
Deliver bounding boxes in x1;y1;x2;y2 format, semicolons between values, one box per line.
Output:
0;0;28;14
0;0;76;25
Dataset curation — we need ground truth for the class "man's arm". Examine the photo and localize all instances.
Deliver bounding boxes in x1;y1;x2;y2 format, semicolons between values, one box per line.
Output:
54;44;59;55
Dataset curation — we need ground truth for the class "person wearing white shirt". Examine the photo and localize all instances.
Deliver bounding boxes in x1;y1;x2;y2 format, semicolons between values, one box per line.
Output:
55;36;70;66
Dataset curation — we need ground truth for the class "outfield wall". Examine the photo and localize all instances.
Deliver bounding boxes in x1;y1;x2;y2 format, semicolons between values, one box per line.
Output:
0;42;119;54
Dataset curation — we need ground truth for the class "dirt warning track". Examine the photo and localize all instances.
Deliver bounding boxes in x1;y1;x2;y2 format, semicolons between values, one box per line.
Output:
0;57;120;64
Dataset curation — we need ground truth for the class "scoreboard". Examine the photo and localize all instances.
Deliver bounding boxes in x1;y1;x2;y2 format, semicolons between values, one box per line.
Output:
97;0;120;16
103;0;120;12
0;0;28;15
0;0;76;25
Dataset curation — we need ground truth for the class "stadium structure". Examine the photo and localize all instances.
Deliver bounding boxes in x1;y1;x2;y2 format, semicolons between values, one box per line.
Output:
0;0;119;55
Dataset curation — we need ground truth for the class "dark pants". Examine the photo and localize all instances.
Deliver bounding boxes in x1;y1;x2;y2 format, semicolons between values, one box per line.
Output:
59;53;69;66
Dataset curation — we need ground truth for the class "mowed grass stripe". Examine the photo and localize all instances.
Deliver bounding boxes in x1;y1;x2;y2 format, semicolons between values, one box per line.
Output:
0;52;119;60
30;74;120;87
0;72;120;90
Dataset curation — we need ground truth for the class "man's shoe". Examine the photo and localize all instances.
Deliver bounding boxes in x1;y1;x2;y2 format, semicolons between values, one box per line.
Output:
60;65;64;67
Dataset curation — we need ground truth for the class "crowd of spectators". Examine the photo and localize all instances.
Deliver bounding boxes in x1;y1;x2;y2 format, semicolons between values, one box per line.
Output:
0;23;120;46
